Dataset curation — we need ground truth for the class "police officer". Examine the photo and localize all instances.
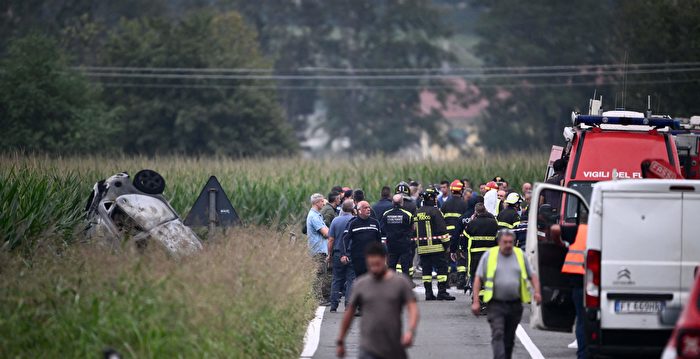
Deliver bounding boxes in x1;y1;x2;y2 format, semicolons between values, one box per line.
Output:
380;194;415;280
497;193;522;230
463;202;498;304
341;201;382;278
442;179;469;289
414;187;455;301
395;181;417;276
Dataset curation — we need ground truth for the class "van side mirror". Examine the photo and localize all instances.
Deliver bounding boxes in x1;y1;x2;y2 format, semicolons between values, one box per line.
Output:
659;306;682;326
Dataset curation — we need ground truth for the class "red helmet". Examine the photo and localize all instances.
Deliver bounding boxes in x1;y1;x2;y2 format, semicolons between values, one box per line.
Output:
449;179;464;193
486;181;498;190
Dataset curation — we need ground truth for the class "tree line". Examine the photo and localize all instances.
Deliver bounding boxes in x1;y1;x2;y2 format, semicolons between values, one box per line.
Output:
1;0;698;155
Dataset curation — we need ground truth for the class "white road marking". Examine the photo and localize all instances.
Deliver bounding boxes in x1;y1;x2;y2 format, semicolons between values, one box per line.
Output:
300;306;326;359
516;324;545;359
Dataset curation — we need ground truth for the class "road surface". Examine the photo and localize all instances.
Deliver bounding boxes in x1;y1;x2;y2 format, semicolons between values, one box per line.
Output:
302;282;575;358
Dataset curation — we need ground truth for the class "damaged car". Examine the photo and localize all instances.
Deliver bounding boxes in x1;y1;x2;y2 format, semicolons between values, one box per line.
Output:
85;169;202;257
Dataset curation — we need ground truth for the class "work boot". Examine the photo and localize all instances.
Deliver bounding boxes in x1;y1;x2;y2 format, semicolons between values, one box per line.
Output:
424;282;436;301
437;282;456;301
456;273;467;290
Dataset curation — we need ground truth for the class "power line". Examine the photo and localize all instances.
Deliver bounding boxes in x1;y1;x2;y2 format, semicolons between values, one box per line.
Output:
79;66;700;81
73;61;700;75
99;77;700;91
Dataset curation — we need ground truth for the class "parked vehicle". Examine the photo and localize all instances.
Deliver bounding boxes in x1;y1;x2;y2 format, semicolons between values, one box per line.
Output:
527;179;700;357
661;270;700;359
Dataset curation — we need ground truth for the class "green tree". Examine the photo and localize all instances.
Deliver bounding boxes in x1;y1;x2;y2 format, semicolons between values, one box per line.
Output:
0;34;118;153
100;11;298;156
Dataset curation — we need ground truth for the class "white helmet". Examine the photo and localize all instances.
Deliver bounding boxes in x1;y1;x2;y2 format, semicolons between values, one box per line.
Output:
505;192;521;205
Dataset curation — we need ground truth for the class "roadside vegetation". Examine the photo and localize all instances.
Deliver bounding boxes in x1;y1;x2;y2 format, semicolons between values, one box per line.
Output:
0;227;315;358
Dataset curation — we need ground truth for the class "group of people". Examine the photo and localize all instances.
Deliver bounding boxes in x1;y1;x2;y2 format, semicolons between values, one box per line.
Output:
306;176;542;359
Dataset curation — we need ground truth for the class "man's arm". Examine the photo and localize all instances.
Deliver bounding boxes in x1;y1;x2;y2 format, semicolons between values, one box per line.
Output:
328;236;335;257
336;303;356;357
530;273;542;304
319;226;329;238
402;299;419;347
471;276;482;316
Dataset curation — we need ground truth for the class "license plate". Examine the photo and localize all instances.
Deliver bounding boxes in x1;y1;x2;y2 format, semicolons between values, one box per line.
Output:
614;300;665;314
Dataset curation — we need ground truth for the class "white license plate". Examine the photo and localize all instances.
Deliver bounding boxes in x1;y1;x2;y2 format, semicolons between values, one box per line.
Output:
614;300;665;314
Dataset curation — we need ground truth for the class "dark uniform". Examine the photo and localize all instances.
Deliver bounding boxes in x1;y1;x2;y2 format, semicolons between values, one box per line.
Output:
380;204;414;279
414;190;455;301
400;196;418;277
441;194;469;288
463;211;498;297
497;206;521;230
341;216;382;277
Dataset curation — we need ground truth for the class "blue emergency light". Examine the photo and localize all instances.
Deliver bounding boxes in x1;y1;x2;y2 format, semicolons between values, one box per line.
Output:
574;114;681;129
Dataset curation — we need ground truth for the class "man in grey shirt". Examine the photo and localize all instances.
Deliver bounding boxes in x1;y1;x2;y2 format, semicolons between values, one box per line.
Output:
336;242;419;359
472;229;541;359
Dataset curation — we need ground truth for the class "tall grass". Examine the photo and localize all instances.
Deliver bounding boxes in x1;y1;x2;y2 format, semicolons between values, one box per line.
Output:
0;227;315;358
0;152;546;252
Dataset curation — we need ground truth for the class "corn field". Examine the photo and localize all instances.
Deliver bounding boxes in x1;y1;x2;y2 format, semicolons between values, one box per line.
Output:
0;152;547;253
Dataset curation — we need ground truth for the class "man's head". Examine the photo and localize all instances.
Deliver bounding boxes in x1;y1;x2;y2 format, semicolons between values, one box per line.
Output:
356;200;371;219
524;191;532;205
392;194;404;207
341;199;355;214
380;186;391;199
463;187;473;200
395;181;410;197
328;191;340;206
439;180;450;196
553;159;567;174
521;182;532;194
409;181;421;197
310;193;325;210
343;189;354;202
331;185;343;194
497;190;506;201
504;192;521;208
420;186;438;206
364;241;388;278
479;183;487;195
353;189;366;203
462;179;472;190
474;202;487;215
497;229;516;256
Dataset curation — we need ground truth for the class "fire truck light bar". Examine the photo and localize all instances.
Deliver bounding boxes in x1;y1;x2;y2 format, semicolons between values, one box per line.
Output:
574;114;681;129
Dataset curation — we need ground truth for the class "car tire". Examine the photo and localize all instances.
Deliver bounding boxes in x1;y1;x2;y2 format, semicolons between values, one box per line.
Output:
133;169;166;195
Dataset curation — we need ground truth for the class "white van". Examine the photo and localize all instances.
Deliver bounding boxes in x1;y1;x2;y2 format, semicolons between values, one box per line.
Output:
527;179;700;357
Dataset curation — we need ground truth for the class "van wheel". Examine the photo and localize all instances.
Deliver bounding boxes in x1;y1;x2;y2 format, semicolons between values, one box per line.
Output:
133;169;166;195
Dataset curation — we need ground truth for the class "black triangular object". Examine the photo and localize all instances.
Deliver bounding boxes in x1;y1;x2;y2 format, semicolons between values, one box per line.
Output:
184;176;241;227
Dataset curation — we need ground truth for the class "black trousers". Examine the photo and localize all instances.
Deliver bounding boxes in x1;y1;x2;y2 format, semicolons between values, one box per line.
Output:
388;250;412;279
487;300;523;359
419;252;448;283
352;255;367;277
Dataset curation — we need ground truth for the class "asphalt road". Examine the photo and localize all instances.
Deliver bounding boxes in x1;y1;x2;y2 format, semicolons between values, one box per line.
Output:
309;281;575;359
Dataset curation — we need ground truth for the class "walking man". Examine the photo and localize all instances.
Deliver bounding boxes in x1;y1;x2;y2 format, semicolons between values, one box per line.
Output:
380;194;414;279
307;193;331;305
328;200;356;312
472;229;542;359
336;242;419;359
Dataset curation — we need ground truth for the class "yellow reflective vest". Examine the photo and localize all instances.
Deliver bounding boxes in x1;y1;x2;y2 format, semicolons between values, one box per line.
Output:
482;246;531;303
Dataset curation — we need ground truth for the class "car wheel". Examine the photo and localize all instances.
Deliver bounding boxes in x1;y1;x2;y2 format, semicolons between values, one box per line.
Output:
133;169;166;195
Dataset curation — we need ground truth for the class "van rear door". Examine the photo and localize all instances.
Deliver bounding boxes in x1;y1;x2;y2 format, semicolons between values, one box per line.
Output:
600;190;682;329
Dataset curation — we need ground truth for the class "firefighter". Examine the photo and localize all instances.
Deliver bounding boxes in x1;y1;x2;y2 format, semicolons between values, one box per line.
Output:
380;194;415;280
395;181;417;276
442;179;469;289
484;181;500;215
463;202;498;306
414;187;455;301
497;192;522;230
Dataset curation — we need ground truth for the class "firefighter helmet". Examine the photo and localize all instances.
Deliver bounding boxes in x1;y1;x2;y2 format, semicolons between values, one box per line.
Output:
395;181;410;196
505;192;521;205
421;186;439;201
449;179;464;193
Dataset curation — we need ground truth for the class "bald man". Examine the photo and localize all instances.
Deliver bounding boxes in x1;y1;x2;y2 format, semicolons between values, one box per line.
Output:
380;194;415;279
342;200;383;277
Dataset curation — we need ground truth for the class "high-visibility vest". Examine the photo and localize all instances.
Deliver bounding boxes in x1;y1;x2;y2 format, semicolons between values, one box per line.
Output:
483;246;531;303
561;224;587;275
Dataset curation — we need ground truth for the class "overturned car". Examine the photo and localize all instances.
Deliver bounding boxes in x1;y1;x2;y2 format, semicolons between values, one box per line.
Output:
85;170;202;257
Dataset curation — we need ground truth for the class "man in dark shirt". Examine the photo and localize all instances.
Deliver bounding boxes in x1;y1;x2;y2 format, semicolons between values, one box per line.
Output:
542;158;567;210
342;201;382;277
373;186;394;219
380;194;414;280
336;242;419;359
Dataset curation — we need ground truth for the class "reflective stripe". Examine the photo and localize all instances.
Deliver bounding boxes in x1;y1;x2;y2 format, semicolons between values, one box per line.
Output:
471;236;496;241
444;213;462;218
457;266;467;273
497;221;515;229
437;275;448;283
352;226;380;232
564;261;584;266
422;275;432;282
446;225;456;230
568;249;585;255
470;247;490;253
417;243;444;255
